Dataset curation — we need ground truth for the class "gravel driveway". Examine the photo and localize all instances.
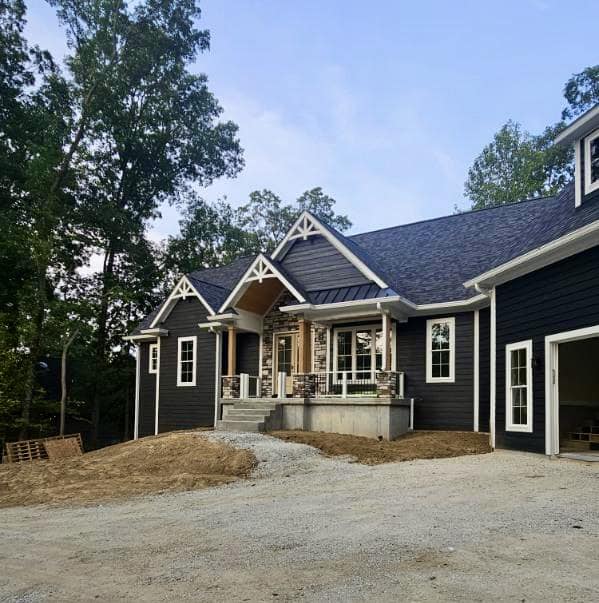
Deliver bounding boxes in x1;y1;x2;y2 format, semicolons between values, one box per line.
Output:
1;432;598;602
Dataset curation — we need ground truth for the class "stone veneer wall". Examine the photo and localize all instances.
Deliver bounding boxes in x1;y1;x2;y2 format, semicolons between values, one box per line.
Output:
260;291;329;396
312;324;328;373
260;291;300;396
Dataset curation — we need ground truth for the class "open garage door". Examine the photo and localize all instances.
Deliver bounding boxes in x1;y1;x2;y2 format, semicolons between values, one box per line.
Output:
546;326;599;459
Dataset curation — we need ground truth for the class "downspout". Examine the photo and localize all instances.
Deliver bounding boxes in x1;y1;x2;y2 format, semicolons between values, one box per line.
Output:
214;329;222;424
134;344;140;440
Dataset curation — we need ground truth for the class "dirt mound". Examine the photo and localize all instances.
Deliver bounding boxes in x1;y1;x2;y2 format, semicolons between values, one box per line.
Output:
0;431;256;508
269;430;491;464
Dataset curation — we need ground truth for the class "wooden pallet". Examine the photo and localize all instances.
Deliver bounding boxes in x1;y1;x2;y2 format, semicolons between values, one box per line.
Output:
3;433;83;464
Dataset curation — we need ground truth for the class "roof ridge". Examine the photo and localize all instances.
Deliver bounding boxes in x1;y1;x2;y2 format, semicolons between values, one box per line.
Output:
350;192;559;239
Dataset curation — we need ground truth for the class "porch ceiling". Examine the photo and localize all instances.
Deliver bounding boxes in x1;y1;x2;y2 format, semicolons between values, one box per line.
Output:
236;279;285;315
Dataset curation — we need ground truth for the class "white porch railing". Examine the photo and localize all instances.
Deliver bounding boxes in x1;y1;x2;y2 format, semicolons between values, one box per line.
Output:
221;373;261;399
294;371;405;399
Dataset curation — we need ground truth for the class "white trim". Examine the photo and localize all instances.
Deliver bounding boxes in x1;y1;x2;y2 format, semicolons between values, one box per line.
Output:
148;343;158;374
490;288;496;448
218;254;306;314
584;128;599;196
555;104;599;146
505;339;533;433
271;211;388;289
325;326;331;374
473;310;480;432
214;331;222;424
382;313;390;371
280;293;489;321
154;337;161;435
177;336;197;387
150;276;215;329
464;220;599;290
544;324;599;455
575;139;582;208
426;317;456;384
258;333;263;379
134;344;140;440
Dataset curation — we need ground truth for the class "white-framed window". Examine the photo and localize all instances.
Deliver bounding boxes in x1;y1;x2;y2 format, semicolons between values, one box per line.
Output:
584;128;599;195
426;317;455;383
148;343;159;374
505;340;533;433
333;325;388;381
177;336;197;387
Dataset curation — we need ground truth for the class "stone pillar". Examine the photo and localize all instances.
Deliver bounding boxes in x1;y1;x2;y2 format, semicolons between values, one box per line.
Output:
227;326;236;376
376;371;397;398
292;373;316;398
222;375;241;399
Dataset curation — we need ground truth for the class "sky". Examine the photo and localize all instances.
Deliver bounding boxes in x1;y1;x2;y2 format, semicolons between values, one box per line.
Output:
24;0;599;241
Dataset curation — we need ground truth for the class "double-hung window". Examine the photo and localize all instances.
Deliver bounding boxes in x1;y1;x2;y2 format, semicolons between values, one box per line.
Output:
426;317;455;383
148;343;159;374
584;129;599;195
505;340;533;432
177;336;197;387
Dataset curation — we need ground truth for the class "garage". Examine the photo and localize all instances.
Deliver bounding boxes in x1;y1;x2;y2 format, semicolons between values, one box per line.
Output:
545;326;599;458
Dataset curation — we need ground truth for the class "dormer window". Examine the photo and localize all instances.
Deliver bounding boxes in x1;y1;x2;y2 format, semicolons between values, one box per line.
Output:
585;129;599;195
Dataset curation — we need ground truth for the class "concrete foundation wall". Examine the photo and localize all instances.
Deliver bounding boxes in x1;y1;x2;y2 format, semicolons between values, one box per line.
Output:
222;398;412;440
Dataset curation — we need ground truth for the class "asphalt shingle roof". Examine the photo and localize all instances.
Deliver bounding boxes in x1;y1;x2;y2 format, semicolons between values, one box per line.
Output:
350;184;599;304
132;183;599;335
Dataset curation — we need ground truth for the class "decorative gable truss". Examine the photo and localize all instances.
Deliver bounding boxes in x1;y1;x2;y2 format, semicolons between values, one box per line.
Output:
149;275;215;328
218;254;306;313
272;211;388;289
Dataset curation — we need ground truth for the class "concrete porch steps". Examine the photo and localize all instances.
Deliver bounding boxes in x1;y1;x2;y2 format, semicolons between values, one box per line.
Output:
216;399;282;433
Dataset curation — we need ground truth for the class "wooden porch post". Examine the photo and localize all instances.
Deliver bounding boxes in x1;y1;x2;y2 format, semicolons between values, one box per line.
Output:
227;326;237;376
297;318;312;374
382;313;392;371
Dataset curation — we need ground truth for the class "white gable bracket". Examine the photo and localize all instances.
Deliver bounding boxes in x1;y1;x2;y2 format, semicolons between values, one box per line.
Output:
271;211;388;289
149;275;215;328
218;254;306;313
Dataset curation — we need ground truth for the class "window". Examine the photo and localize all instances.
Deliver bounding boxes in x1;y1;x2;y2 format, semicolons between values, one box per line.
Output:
505;340;533;433
584;129;599;195
334;325;389;380
177;336;197;386
148;343;158;374
426;317;455;383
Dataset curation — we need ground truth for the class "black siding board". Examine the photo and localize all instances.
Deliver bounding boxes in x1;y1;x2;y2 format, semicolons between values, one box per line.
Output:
398;312;475;430
138;342;156;437
237;333;259;375
495;244;599;452
478;307;491;432
158;298;216;431
280;235;371;291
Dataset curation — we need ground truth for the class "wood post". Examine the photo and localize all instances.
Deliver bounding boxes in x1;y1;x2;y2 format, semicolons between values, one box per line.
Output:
297;318;312;374
227;326;237;376
382;313;392;371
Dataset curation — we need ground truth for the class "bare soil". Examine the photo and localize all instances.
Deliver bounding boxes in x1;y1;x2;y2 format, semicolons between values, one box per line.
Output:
269;429;491;464
0;431;255;508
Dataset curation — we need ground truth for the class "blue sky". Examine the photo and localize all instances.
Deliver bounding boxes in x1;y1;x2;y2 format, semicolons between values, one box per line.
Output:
25;0;598;240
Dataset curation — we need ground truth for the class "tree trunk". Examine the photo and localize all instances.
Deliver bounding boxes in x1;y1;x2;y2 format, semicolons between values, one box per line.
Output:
60;330;79;436
19;264;47;440
90;247;115;447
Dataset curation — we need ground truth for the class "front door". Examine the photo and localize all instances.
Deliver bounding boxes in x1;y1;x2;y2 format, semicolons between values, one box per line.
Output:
274;333;298;396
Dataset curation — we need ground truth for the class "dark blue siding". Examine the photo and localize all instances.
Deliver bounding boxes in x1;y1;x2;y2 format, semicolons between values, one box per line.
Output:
495;244;599;452
280;235;371;291
398;312;475;430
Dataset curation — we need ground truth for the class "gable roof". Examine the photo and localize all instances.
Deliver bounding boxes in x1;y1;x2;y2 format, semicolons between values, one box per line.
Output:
350;184;599;304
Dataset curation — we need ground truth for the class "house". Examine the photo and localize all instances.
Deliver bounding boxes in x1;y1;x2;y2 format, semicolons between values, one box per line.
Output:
125;103;599;455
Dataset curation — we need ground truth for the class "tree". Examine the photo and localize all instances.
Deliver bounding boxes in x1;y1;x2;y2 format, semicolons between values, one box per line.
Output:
464;121;572;209
164;194;252;281
464;65;599;210
235;188;352;254
562;65;599;120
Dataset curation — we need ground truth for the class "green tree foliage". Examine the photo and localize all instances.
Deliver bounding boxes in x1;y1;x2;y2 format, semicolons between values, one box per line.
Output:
562;65;599;120
0;0;243;445
465;65;599;210
464;121;573;209
235;187;352;254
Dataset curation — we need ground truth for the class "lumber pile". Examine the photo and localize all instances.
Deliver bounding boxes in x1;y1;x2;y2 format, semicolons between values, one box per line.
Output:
3;434;83;463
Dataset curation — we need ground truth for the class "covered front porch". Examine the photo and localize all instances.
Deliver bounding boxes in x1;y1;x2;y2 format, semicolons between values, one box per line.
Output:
202;255;414;439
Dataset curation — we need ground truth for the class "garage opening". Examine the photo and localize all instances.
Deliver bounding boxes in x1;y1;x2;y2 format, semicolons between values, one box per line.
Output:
558;338;599;454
